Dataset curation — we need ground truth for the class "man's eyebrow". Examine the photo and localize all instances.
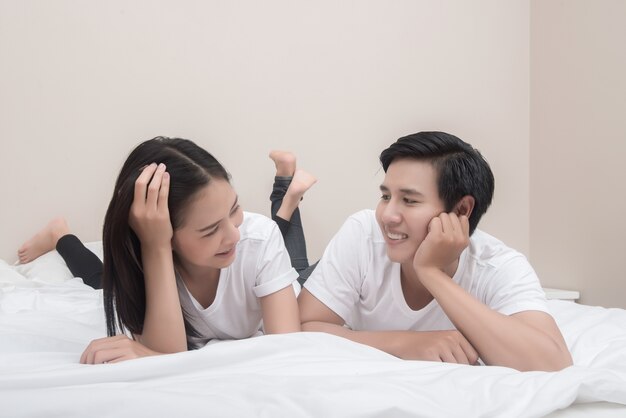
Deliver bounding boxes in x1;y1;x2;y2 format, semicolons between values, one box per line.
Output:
399;188;424;196
379;185;424;196
196;196;239;233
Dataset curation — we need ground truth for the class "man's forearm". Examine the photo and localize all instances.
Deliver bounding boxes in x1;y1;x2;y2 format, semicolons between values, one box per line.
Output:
417;267;572;371
302;321;476;362
302;321;412;357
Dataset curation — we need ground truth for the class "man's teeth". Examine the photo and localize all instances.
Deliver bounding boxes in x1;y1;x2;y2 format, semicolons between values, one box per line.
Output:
387;231;408;240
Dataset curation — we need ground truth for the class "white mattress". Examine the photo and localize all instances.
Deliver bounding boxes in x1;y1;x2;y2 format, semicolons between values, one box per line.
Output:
1;248;626;417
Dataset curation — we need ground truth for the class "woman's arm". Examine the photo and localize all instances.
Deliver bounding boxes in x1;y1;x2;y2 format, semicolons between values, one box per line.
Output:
80;335;162;364
261;285;301;334
129;163;187;353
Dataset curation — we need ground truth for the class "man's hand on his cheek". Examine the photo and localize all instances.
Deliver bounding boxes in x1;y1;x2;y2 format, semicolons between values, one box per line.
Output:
413;212;470;274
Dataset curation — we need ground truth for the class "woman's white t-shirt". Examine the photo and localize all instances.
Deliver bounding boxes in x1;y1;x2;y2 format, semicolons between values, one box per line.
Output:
177;211;299;347
304;210;550;331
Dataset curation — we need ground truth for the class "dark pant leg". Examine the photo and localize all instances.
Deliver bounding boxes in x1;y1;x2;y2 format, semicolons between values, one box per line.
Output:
270;176;317;286
56;235;103;289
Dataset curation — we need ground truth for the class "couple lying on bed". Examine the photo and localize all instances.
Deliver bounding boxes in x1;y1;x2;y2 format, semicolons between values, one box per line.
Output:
18;131;573;371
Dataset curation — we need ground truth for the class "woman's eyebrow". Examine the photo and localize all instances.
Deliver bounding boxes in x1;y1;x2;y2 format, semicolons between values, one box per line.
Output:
196;196;239;233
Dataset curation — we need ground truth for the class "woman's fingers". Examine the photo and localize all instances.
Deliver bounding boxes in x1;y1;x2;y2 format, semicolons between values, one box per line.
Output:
134;163;158;207
146;163;166;208
158;171;170;214
92;348;128;365
80;335;134;365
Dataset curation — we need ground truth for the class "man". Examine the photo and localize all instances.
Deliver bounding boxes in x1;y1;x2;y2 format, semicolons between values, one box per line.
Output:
298;131;572;371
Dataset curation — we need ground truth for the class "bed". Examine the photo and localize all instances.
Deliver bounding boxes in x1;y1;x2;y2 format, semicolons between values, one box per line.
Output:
1;244;626;418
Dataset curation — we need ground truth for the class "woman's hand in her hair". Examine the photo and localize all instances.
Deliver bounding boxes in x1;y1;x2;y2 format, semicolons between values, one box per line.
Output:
79;335;161;364
129;163;173;248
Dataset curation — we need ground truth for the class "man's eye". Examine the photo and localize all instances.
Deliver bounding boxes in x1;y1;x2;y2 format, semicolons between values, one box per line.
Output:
404;198;418;204
380;195;390;201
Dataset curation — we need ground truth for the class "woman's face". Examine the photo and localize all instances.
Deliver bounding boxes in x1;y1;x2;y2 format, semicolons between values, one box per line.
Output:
171;179;243;272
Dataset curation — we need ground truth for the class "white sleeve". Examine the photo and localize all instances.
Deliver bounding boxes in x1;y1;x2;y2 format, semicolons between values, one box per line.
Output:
252;223;299;298
303;216;368;325
485;255;550;316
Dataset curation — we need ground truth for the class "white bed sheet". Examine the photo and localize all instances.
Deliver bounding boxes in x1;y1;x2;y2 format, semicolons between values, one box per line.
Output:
1;251;626;418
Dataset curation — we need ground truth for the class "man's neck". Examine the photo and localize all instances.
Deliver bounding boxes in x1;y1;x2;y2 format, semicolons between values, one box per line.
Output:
399;258;460;311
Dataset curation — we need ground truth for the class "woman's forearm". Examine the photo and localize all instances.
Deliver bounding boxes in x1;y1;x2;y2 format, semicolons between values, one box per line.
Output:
140;244;187;353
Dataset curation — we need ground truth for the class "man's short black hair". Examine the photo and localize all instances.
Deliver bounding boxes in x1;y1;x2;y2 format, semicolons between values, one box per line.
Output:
379;131;495;234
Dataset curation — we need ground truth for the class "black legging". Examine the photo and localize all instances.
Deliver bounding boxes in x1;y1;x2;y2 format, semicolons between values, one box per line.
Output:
56;234;103;289
269;176;317;286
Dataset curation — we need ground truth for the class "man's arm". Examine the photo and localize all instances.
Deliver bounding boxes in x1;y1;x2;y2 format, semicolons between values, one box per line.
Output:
413;213;572;371
298;289;478;364
415;268;571;371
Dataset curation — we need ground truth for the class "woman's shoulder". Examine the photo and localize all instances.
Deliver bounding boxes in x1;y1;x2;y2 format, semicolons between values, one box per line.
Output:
239;211;279;240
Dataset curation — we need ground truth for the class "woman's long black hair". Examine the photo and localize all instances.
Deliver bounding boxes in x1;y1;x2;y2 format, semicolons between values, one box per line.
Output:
102;137;230;345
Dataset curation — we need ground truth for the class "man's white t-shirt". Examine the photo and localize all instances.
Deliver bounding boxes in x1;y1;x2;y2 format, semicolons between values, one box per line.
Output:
304;210;549;331
177;211;299;348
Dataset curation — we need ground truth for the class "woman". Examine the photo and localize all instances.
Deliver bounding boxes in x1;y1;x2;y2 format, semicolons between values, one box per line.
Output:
18;137;317;363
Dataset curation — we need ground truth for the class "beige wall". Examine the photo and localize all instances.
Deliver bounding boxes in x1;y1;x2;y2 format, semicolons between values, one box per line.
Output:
0;1;531;266
530;0;626;308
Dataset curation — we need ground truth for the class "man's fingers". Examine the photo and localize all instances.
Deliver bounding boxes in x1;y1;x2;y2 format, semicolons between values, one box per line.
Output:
438;213;454;235
451;344;471;365
449;213;462;233
438;349;457;363
428;216;442;234
460;215;470;236
459;338;480;365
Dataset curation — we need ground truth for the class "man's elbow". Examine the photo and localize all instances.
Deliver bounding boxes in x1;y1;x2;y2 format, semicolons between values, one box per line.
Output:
521;342;573;372
301;321;324;332
542;345;573;372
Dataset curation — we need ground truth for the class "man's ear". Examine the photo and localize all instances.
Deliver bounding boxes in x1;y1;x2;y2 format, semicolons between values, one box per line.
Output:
453;195;475;218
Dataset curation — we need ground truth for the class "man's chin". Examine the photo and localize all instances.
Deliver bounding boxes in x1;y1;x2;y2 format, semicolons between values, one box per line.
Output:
385;249;410;264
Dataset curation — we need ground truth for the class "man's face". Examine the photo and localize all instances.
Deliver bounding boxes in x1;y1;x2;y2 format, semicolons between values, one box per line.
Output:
375;159;446;264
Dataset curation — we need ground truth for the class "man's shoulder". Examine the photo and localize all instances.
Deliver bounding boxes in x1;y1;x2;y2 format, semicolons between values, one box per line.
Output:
343;209;384;241
467;229;526;267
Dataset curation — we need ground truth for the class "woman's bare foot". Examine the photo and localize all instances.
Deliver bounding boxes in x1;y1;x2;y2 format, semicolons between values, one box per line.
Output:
17;217;70;263
277;169;317;221
269;151;296;177
286;169;317;201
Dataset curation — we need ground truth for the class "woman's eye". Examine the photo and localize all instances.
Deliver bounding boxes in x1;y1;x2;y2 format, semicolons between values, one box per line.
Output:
204;227;218;237
230;205;241;216
380;195;390;201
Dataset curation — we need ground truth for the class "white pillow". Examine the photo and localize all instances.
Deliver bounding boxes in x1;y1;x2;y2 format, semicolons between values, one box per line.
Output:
13;241;103;283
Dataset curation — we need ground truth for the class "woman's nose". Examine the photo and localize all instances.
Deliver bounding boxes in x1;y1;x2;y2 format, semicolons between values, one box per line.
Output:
223;220;241;247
